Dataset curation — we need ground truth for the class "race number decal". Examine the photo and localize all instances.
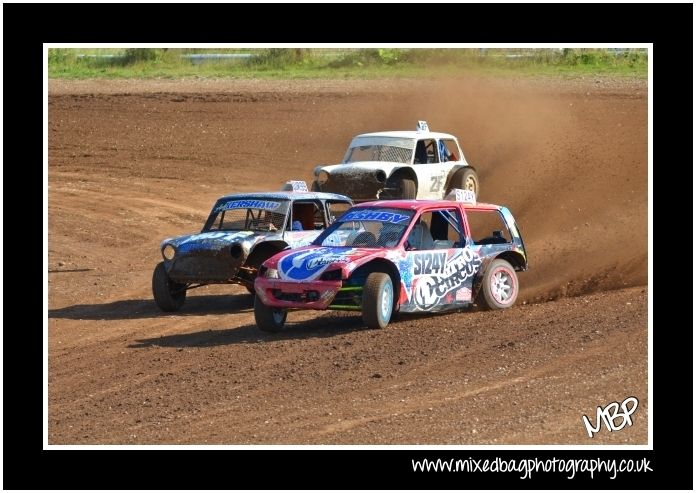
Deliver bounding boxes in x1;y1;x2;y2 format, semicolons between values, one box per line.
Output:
430;175;443;192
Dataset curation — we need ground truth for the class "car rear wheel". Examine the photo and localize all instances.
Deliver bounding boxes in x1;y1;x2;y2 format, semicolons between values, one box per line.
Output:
478;259;518;310
152;261;187;311
362;272;394;329
447;168;479;197
254;296;287;332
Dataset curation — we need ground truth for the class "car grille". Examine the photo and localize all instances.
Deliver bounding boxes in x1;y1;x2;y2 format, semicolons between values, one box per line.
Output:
169;255;240;282
320;172;382;199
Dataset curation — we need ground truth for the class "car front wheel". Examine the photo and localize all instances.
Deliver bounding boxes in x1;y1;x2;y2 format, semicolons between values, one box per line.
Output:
362;272;394;329
152;261;187;311
386;176;416;199
478;259;518;310
254;296;287;332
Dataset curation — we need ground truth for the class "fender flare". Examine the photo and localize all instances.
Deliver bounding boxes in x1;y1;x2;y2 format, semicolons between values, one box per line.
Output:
245;241;288;266
349;258;402;311
444;165;478;191
471;250;526;300
387;166;419;189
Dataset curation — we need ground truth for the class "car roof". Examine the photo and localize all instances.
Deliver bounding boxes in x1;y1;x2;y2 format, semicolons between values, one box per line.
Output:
216;191;352;202
354;130;457;140
354;199;503;212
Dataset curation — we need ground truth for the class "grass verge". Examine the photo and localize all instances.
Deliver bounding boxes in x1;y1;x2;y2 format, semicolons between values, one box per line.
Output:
48;48;648;80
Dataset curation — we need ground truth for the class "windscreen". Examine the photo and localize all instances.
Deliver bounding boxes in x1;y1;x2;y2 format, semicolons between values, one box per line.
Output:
343;136;415;164
313;207;415;248
205;198;290;232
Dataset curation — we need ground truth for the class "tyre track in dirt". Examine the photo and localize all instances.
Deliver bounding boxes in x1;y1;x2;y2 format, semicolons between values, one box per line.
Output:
48;76;648;444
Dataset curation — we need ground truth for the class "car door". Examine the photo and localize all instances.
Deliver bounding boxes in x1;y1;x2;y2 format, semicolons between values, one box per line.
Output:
284;200;326;248
402;207;482;312
412;139;451;199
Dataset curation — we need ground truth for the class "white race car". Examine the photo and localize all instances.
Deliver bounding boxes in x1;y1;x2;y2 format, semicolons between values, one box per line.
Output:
312;121;479;201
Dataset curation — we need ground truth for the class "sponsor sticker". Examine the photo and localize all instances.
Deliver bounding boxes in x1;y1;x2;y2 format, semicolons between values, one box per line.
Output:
215;200;282;213
444;188;476;204
341;210;410;224
411;249;481;310
456;287;472;301
278;248;355;281
174;231;254;253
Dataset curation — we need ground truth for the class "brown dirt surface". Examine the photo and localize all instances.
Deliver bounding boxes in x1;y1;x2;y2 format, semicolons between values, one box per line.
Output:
48;75;648;444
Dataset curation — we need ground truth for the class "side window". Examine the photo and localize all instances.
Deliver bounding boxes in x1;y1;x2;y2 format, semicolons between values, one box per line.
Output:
406;209;464;250
414;139;439;164
431;209;466;246
291;201;324;231
465;210;511;245
439;139;459;162
326;201;352;224
313;202;326;229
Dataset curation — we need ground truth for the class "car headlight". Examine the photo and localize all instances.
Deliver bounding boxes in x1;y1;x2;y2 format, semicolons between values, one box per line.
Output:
162;244;176;260
230;243;243;258
265;268;279;279
317;170;329;185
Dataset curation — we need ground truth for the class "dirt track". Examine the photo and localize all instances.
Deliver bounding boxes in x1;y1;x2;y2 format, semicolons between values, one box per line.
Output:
48;76;648;444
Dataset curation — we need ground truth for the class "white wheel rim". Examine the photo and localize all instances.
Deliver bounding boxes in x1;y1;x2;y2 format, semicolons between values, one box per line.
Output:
491;267;514;304
465;175;476;192
380;281;393;322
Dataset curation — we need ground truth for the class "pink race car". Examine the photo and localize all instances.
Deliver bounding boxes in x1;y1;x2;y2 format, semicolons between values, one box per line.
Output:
253;190;527;332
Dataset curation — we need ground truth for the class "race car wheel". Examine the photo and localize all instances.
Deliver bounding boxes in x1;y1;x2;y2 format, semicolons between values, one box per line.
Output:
152;261;187;311
478;259;518;310
448;168;479;197
389;176;416;199
254;296;287;332
362;272;394;329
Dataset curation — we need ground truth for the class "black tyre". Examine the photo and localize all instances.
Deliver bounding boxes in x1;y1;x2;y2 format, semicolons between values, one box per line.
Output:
152;262;186;311
362;272;394;329
254;296;287;332
385;175;416;199
447;168;479;197
478;259;518;310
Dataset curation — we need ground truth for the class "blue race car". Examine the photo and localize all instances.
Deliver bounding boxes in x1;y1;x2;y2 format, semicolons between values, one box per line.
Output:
153;181;352;311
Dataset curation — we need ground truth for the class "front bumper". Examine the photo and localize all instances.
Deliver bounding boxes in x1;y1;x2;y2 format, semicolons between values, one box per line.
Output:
166;254;245;284
317;173;384;201
255;278;342;310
